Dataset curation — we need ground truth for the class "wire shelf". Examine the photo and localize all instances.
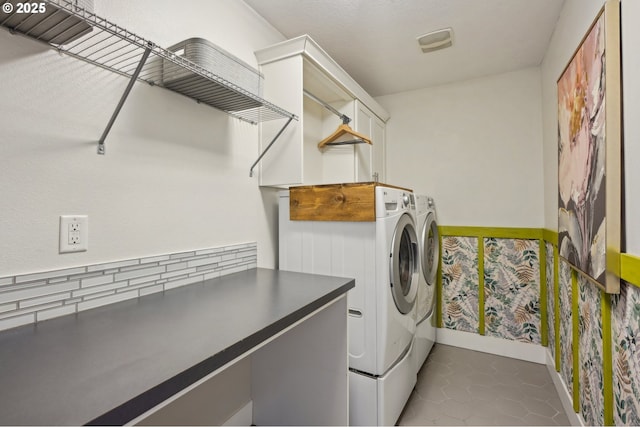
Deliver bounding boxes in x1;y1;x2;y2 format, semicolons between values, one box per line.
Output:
0;0;296;125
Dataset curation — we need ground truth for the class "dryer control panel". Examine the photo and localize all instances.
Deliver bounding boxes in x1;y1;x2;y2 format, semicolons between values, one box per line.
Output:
377;188;415;217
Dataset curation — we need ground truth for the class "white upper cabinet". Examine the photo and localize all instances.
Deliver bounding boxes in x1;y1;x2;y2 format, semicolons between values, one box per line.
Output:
255;35;388;187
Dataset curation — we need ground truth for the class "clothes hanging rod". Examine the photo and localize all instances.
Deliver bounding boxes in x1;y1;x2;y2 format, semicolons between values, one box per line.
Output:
303;89;351;125
322;140;366;146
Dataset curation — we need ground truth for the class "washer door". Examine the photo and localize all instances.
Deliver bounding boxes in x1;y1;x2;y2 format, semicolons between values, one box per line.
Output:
389;213;419;314
421;212;440;286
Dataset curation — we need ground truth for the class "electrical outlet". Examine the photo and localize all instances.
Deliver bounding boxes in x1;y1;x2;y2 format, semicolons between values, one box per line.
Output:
59;215;88;253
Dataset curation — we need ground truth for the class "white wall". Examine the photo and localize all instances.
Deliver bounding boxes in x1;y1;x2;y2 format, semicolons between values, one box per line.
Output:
377;68;544;227
0;0;285;276
541;0;640;254
621;0;640;255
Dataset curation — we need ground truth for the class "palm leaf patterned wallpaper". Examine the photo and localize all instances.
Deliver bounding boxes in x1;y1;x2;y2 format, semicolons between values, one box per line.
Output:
441;236;479;332
546;242;555;360
484;238;540;343
578;274;604;426
612;281;640;425
440;235;541;344
559;259;573;395
438;230;640;425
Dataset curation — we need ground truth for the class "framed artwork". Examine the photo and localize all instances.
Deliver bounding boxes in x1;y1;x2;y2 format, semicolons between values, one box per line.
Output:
557;0;621;293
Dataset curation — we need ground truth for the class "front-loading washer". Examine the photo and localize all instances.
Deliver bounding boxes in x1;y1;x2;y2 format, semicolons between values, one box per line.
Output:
411;195;439;374
278;184;419;426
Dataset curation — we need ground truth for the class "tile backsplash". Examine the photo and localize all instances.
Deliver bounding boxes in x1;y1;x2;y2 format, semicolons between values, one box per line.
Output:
0;242;257;332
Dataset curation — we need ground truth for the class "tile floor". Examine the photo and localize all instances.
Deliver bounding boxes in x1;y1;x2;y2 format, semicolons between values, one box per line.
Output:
397;344;571;426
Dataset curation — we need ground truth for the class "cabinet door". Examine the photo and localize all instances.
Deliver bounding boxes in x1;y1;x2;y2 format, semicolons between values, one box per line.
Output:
354;102;373;182
371;114;386;183
355;101;386;182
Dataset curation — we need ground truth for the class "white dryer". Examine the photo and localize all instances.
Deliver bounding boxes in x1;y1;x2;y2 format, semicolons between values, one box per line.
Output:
279;184;419;426
411;195;439;373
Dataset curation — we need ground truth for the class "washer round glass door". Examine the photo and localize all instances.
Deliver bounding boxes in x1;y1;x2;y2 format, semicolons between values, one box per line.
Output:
422;212;440;286
390;213;419;314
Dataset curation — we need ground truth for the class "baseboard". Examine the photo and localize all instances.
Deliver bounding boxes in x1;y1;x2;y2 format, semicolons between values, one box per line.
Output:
223;400;253;426
436;328;547;364
545;350;583;426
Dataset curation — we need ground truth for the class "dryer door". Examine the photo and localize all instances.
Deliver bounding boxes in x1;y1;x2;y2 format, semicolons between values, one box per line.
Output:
421;212;440;286
420;212;439;319
389;213;419;314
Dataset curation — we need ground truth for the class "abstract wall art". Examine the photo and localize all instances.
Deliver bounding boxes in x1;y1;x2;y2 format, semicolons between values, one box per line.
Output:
557;0;621;293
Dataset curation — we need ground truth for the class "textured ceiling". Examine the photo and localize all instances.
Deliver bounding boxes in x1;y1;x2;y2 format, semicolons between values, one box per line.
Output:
244;0;565;97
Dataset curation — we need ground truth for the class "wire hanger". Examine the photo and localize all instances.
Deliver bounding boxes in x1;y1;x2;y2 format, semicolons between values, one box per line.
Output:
303;90;373;148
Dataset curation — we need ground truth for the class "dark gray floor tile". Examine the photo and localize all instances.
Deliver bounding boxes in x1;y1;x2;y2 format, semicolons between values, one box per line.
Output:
397;343;571;426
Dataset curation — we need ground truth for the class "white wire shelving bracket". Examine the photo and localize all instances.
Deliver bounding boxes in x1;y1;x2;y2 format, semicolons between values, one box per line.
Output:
0;0;297;169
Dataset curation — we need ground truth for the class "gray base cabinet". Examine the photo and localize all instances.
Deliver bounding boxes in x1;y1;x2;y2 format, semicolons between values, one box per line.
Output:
133;296;349;426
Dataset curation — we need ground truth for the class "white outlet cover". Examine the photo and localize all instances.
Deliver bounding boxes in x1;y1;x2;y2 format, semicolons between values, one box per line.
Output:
59;215;88;253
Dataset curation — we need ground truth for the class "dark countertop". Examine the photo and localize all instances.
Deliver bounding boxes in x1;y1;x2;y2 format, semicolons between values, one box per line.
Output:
0;268;354;426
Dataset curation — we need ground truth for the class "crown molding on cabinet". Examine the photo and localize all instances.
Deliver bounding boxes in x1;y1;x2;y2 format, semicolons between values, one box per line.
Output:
255;35;390;123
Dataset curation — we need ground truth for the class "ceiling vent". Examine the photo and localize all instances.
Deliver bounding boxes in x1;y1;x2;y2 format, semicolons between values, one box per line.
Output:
417;28;453;53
